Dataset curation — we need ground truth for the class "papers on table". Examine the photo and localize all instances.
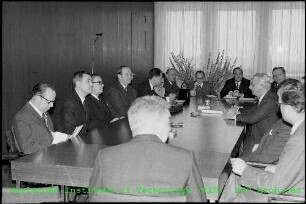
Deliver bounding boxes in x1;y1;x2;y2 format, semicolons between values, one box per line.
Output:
201;110;223;115
223;96;237;99
51;132;68;144
206;95;217;98
238;98;257;101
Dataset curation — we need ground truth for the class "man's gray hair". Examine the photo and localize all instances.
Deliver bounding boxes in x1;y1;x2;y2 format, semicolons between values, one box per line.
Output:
128;96;170;135
252;73;272;91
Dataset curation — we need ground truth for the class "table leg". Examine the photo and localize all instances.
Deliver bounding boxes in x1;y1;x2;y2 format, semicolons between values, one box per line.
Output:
16;180;21;188
60;185;65;202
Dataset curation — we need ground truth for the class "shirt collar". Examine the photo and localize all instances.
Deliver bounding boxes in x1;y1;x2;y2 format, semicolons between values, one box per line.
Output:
91;93;99;100
29;101;43;117
76;92;86;104
258;90;268;105
149;81;154;90
290;119;304;135
119;81;127;90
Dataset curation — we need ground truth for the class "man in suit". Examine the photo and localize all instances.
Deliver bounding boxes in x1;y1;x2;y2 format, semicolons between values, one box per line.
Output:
164;68;180;100
221;79;304;202
85;74;118;131
241;119;291;164
11;83;67;154
136;68;163;97
105;66;138;118
271;67;286;93
190;70;216;98
52;71;92;135
220;67;254;98
89;96;207;202
224;73;281;156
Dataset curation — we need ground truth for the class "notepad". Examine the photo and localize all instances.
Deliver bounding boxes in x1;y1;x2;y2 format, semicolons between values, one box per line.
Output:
201;110;223;114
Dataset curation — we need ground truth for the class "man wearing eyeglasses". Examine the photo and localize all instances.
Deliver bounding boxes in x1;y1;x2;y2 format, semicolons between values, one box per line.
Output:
53;71;92;135
190;70;216;98
106;66;138;118
11;83;67;154
85;74;119;131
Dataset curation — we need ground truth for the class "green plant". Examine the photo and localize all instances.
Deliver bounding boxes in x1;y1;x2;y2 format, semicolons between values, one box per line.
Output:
203;50;237;94
169;52;195;85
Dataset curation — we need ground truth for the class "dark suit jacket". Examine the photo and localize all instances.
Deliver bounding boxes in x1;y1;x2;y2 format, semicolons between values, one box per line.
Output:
52;90;87;135
220;77;255;98
85;94;114;131
89;134;207;202
238;121;305;201
189;81;216;97
11;102;53;154
105;81;138;118
164;78;180;97
136;80;159;97
237;90;281;156
241;119;291;164
271;81;278;93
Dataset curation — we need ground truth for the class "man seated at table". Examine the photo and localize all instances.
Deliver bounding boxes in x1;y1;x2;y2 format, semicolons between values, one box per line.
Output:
105;66;138;118
164;68;180;100
136;68;165;98
241;118;291;164
220;79;305;202
52;71;92;135
12;83;67;154
85;74;120;131
190;70;216;98
220;67;254;98
89;96;207;202
271;66;286;93
224;73;280;156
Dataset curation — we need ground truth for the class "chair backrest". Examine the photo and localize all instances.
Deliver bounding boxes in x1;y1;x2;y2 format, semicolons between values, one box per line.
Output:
5;130;21;153
2;186;61;203
91;192;187;202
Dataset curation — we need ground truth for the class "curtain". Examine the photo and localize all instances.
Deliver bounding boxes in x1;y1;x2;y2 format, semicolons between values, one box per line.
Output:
154;1;305;80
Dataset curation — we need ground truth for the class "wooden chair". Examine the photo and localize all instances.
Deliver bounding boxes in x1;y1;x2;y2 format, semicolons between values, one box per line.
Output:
2;186;61;203
268;194;305;203
2;130;24;161
91;192;187;202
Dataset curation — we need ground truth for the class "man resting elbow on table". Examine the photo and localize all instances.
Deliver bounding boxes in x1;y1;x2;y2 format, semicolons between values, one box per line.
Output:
220;79;305;202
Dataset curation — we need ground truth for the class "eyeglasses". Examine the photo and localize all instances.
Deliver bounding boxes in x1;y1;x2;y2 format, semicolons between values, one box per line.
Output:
92;81;103;85
40;95;55;104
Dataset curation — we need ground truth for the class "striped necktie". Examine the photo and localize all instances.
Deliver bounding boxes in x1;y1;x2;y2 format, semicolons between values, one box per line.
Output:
42;113;50;130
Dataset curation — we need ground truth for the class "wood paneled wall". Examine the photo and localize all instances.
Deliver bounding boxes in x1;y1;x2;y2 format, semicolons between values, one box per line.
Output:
2;2;154;153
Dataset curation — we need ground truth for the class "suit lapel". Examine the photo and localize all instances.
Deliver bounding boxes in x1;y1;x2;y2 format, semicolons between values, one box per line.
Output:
25;103;51;133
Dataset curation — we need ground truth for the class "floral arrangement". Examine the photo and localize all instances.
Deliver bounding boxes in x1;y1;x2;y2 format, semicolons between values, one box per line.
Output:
169;50;237;95
169;52;195;86
202;50;237;95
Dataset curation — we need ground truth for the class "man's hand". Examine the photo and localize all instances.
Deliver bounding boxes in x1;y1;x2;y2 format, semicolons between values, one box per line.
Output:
232;90;240;97
168;93;176;101
223;107;240;120
231;158;247;176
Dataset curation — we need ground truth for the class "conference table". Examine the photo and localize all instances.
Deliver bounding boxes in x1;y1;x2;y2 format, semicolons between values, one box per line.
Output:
10;96;257;202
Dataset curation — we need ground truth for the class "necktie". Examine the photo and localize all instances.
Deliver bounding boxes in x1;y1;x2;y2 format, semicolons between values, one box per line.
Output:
236;82;239;90
124;87;128;92
42;113;50;130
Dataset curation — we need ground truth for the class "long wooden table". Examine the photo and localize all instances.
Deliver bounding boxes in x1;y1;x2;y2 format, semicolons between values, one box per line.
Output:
11;97;255;201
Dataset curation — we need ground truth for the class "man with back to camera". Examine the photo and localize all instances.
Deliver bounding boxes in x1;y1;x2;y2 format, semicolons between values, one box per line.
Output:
220;67;255;98
89;96;207;202
105;66;138;118
12;83;67;154
271;67;286;93
52;71;92;135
